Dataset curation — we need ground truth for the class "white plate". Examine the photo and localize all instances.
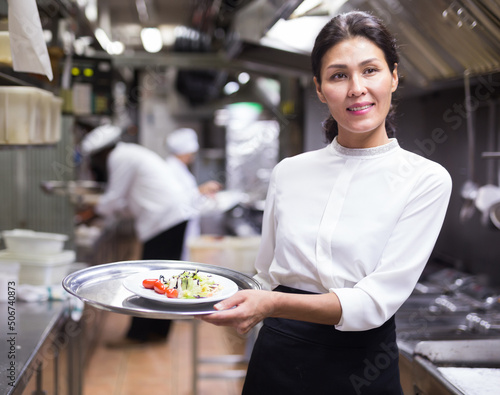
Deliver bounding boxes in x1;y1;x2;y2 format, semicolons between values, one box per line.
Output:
122;269;238;305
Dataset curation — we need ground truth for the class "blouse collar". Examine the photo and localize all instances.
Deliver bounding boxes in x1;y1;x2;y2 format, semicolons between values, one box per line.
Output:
330;136;399;158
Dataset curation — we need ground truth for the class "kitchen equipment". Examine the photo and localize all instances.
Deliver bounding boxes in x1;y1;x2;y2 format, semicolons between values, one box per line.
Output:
199;190;248;215
1;229;68;254
0;249;75;285
489;202;500;230
460;180;479;222
0;86;38;144
474;185;500;213
62;260;261;319
40;180;105;196
40;180;105;207
0;31;12;66
474;184;500;226
459;72;478;222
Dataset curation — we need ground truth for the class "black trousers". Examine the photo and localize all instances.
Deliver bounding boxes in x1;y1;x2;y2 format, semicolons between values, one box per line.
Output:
242;286;403;395
126;220;188;341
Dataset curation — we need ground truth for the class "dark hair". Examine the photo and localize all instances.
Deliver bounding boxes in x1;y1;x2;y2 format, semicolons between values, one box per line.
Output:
311;11;400;143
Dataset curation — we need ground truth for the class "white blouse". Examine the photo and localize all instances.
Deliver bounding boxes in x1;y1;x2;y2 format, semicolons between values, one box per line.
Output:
254;137;452;331
96;143;192;242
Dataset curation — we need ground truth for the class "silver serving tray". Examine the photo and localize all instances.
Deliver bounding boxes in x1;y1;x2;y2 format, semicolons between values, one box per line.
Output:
62;260;261;319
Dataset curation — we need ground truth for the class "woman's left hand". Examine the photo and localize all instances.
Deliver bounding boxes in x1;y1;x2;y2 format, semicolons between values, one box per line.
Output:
197;290;275;334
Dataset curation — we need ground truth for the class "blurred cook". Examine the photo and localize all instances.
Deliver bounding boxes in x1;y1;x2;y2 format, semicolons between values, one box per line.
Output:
165;128;222;260
81;124;191;345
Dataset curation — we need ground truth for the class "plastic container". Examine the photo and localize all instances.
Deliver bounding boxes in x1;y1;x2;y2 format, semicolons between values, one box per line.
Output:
49;96;63;143
0;250;75;286
1;229;68;255
0;86;38;144
0;89;5;144
0;261;19;302
0;86;55;144
35;89;53;144
0;31;12;65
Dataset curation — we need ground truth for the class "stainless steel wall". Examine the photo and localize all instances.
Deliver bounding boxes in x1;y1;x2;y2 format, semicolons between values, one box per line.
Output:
393;77;500;285
0;116;75;248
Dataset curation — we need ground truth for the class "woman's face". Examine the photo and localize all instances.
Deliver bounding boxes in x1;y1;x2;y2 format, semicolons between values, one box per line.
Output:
314;36;398;144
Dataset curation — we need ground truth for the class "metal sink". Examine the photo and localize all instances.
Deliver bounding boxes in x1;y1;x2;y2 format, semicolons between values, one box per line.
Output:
413;339;500;366
396;292;500;342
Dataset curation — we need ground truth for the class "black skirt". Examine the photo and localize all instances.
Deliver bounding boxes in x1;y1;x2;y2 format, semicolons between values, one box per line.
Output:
242;286;403;395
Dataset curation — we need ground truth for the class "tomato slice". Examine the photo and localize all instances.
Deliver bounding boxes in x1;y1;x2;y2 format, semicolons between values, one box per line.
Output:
166;288;178;299
153;280;166;294
142;279;157;289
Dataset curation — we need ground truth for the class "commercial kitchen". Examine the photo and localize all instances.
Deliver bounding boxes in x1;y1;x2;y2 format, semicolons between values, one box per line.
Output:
1;0;500;394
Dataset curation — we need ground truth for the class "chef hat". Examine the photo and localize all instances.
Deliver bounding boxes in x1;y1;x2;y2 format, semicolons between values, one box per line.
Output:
166;128;199;155
81;125;122;156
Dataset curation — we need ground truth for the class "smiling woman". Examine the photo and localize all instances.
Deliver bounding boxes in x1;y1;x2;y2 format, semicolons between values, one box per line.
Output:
311;11;400;146
199;11;452;395
313;36;398;148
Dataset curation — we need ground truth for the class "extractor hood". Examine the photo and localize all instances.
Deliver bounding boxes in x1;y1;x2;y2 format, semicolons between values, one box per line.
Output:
42;1;500;92
235;0;500;88
343;0;500;87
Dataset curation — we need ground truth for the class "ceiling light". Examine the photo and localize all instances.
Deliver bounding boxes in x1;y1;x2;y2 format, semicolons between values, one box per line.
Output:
95;28;125;55
224;81;240;95
108;41;125;55
85;0;98;23
141;27;163;53
291;0;323;18
159;25;176;47
238;72;250;84
261;16;329;53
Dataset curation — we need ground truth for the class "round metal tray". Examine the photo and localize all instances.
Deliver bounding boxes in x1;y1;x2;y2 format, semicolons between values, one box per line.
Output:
62;260;261;319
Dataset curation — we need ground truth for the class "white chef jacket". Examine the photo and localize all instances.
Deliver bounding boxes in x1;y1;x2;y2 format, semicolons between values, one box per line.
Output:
164;156;203;260
254;137;452;331
95;142;192;242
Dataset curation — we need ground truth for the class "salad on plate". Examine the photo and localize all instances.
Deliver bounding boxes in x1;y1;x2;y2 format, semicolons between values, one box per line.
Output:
142;270;224;299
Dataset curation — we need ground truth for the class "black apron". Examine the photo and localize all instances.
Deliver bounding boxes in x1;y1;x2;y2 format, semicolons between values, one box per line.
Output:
242;286;403;395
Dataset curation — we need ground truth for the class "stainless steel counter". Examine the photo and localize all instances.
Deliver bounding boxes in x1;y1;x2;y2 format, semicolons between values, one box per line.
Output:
0;299;82;395
395;267;500;395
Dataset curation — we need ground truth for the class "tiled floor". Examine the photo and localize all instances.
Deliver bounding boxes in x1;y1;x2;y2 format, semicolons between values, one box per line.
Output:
83;311;248;395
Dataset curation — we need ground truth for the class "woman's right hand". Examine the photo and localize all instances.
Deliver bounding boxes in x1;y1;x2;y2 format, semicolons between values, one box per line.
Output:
197;289;276;334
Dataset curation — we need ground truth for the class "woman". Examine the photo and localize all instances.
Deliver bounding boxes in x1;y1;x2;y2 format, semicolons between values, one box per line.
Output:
200;11;452;394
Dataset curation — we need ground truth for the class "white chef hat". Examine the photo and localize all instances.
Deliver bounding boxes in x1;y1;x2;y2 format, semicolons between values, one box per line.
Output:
81;125;122;156
166;128;199;155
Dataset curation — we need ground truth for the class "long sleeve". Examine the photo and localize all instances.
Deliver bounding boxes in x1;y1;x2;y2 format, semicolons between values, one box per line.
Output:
252;138;452;332
253;165;278;290
94;143;192;241
332;164;452;330
95;146;134;216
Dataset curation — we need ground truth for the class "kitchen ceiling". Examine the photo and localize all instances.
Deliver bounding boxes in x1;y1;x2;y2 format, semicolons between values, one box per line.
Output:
44;1;500;90
344;0;500;88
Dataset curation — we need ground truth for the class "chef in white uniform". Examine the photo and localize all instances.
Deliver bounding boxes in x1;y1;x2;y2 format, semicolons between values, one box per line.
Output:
81;124;192;345
164;128;221;260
